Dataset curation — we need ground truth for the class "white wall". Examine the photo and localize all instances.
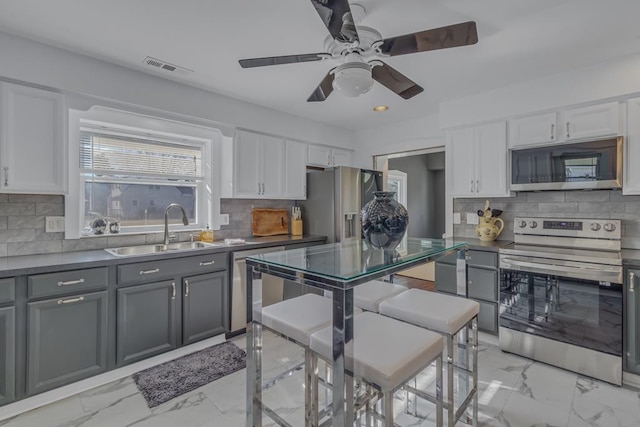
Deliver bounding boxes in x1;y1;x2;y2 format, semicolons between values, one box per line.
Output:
0;31;355;147
440;52;640;129
351;114;444;168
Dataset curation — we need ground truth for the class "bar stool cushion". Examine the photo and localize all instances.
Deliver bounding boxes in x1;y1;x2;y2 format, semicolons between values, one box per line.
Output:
309;312;443;391
379;289;479;335
354;280;408;312
260;293;333;346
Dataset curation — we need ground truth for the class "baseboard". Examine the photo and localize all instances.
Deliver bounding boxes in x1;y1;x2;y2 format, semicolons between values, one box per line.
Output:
0;334;226;422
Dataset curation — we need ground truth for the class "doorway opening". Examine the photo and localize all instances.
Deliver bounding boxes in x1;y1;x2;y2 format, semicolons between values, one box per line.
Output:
374;146;446;284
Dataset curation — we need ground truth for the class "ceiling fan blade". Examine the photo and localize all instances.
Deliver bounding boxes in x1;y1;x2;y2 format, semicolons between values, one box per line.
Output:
310;0;359;44
378;21;478;57
372;62;424;99
239;53;328;68
307;71;335;102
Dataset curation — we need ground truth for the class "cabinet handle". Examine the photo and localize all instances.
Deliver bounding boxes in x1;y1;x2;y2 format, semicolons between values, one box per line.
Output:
327;154;331;165
332;155;335;166
566;122;570;138
3;167;7;187
57;296;85;305
199;260;216;266
261;183;265;194
171;282;176;300
550;123;555;140
470;180;474;193
257;182;261;195
57;278;85;287
476;180;480;193
184;280;190;297
139;268;159;275
631;272;636;293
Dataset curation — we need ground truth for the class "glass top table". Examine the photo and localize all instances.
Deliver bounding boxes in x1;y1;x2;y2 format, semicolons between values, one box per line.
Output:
244;238;468;426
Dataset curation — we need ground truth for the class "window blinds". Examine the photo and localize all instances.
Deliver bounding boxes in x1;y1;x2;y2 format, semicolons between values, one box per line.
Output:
79;130;203;179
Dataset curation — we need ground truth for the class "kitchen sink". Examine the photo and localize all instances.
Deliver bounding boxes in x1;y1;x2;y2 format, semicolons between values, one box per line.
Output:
105;241;224;257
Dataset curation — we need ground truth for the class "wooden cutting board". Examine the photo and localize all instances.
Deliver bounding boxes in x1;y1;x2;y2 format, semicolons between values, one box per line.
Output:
251;208;289;236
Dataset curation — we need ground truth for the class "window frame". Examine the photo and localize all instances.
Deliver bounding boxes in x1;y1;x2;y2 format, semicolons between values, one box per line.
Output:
66;106;223;240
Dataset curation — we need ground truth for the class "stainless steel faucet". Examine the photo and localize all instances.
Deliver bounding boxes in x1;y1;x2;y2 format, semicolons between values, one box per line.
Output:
163;203;189;246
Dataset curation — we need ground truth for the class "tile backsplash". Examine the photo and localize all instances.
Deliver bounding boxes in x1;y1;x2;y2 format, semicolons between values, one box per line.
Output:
0;194;296;257
453;190;640;249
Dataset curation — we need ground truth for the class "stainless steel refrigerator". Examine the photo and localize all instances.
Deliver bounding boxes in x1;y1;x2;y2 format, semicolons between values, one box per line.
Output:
299;166;383;243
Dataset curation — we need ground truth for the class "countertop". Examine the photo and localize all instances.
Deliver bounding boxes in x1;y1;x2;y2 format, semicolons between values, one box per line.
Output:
623;249;640;266
0;234;326;278
458;238;513;252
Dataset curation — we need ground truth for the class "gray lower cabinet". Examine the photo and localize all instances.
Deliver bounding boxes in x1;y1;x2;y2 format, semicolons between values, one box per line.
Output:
27;291;108;395
117;280;178;366
183;271;228;345
435;249;499;335
0;306;15;405
625;268;640;374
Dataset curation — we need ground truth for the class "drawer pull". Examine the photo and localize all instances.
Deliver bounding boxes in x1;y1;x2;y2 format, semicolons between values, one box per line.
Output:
57;278;85;287
631;271;636;293
171;282;176;300
185;280;190;297
139;268;160;275
57;296;85;305
199;260;216;266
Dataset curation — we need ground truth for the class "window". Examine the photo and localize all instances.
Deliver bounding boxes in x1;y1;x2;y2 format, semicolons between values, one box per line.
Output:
66;107;224;240
79;126;209;235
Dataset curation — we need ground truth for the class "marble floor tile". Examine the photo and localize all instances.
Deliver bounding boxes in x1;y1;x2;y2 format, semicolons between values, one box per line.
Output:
4;335;640;427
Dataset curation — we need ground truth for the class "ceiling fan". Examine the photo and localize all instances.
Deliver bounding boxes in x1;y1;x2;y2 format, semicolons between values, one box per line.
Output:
238;0;478;102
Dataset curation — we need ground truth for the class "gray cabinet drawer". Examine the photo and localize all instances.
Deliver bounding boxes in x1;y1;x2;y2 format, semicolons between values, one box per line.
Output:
118;252;228;285
28;268;108;299
436;252;457;265
468;250;498;268
467;267;498;302
0;278;15;304
476;299;498;335
435;262;458;295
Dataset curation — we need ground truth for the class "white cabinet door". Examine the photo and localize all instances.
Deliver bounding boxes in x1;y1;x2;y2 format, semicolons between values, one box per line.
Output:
261;134;285;198
233;130;261;197
331;148;351;167
475;121;509;197
285;140;307;199
448;127;476;197
0;83;65;193
561;102;620;141
307;144;332;167
509;112;557;148
625;97;640;194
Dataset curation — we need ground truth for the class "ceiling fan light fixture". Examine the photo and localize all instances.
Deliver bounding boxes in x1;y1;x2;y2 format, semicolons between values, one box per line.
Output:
373;105;388;112
331;62;374;98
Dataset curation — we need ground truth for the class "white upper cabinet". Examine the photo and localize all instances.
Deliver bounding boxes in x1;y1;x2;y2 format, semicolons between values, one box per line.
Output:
285;140;307;199
233;130;285;198
625;97;640;195
307;144;351;168
508;102;621;148
449;121;510;198
560;102;620;141
232;130;304;199
0;82;65;194
509;112;558;148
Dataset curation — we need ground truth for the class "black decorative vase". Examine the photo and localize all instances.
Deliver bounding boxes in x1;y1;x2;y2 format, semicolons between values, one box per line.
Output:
361;191;409;250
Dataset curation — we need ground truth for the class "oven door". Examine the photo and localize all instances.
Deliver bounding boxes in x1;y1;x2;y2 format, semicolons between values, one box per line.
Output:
499;261;622;357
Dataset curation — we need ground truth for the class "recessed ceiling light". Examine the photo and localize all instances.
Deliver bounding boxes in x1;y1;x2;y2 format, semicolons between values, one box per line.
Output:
373;105;388;112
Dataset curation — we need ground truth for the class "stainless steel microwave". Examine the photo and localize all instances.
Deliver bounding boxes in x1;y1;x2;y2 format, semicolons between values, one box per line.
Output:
510;137;623;191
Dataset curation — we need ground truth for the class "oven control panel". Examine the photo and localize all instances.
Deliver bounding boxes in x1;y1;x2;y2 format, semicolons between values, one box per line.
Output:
514;217;621;240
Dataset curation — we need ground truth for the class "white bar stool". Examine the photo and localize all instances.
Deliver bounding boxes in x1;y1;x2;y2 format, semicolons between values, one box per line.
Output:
353;280;408;312
309;311;444;427
379;289;479;427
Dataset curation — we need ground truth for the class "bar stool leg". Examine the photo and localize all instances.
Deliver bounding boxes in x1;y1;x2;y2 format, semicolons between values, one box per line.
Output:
436;354;443;427
446;335;454;427
472;318;479;427
305;349;318;427
383;390;394;427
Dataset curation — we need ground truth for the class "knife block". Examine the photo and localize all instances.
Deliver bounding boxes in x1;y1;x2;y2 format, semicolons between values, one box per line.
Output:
291;219;303;236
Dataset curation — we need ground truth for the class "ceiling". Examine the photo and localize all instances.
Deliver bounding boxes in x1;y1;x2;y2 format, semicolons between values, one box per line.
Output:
2;0;640;131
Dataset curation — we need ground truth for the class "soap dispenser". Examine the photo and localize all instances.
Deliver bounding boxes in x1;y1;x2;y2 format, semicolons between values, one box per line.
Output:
199;224;214;242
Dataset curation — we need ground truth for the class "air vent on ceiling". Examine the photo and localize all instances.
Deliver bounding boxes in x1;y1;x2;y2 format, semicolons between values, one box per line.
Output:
142;56;193;75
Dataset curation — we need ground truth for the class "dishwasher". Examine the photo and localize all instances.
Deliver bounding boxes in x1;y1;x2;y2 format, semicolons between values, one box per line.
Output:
230;246;285;333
